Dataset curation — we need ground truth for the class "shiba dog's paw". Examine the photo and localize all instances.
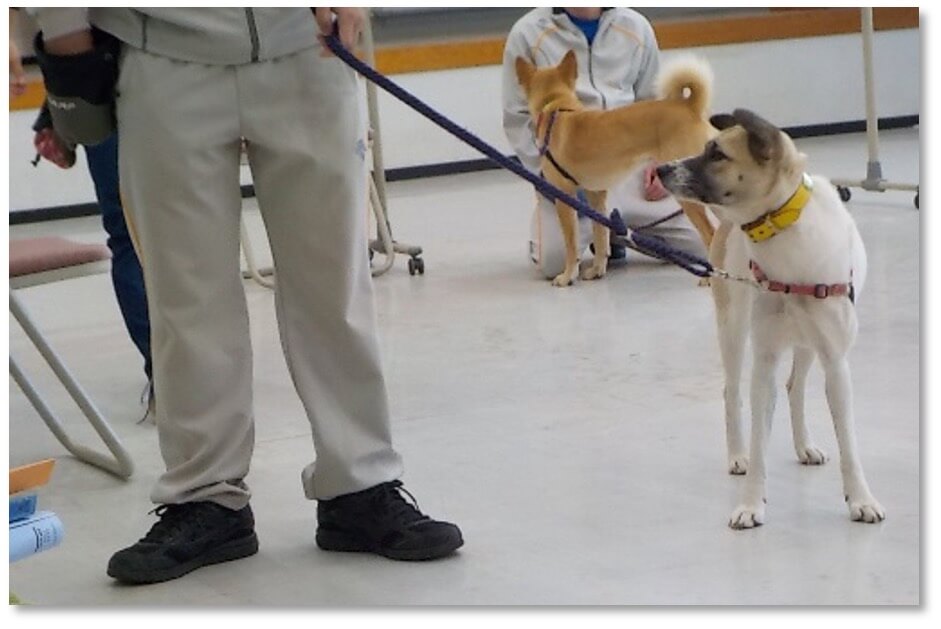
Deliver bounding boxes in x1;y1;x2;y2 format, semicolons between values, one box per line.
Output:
796;444;828;465
848;495;885;523
580;262;607;281
551;271;576;287
729;503;765;529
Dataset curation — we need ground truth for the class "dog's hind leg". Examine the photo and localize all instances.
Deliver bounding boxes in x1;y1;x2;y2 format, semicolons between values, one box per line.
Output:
552;200;580;287
795;306;885;523
787;347;828;465
821;355;885;523
581;189;609;281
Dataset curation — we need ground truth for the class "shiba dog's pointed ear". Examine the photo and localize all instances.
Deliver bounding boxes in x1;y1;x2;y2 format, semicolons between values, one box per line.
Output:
732;108;782;163
709;113;737;130
515;56;536;90
559;49;578;86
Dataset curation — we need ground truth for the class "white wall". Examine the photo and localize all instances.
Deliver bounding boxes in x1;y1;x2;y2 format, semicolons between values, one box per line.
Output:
9;29;919;214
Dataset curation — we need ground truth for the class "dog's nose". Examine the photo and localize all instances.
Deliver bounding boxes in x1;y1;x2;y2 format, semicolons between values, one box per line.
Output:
655;163;674;181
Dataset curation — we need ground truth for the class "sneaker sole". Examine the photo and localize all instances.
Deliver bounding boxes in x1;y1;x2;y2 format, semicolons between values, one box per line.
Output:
107;532;259;585
316;529;463;561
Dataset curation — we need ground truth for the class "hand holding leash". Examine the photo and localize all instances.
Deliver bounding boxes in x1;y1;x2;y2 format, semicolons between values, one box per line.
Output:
315;8;365;58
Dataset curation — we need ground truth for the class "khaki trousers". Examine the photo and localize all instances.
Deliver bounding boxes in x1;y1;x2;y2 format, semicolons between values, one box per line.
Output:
116;45;403;508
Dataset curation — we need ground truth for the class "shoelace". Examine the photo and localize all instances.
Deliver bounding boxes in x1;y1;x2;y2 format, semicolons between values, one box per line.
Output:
141;504;211;543
371;481;430;525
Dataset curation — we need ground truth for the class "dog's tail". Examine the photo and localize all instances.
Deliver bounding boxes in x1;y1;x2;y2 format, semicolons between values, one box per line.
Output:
656;55;713;119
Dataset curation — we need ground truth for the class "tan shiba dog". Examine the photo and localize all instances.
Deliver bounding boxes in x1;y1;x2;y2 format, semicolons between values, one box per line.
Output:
515;50;717;287
657;109;884;529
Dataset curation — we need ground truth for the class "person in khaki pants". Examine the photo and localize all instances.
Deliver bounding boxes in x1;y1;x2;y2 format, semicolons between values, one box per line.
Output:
33;7;462;585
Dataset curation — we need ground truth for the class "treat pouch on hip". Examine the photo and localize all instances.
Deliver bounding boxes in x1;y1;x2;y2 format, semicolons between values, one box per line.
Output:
33;28;121;147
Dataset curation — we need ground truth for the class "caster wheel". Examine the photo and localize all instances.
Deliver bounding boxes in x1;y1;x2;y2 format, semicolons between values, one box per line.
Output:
915;191;919;209
408;258;425;276
837;186;851;203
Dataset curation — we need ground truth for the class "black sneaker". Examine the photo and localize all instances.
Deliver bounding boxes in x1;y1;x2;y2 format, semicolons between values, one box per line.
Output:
107;502;259;585
589;242;627;261
316;481;463;561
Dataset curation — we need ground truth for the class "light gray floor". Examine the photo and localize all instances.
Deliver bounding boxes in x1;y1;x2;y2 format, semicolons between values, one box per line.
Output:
8;129;920;605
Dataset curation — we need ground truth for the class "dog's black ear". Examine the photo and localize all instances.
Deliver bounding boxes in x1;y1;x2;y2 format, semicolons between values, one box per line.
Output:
709;113;737;130
559;49;578;86
732;108;782;163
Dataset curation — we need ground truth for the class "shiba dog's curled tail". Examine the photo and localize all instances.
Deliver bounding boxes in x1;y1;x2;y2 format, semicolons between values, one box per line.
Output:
656;55;714;119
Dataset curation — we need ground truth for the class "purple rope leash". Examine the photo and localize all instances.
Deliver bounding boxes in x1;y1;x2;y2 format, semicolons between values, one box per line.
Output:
324;33;714;278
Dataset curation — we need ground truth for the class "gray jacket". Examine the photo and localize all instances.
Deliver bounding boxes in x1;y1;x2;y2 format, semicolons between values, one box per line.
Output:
32;8;320;65
502;7;661;174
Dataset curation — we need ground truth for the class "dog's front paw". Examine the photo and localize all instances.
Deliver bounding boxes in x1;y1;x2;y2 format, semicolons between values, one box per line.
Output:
698;277;711;287
796;444;828;466
847;495;886;523
551;271;575;287
580;262;607;281
729;503;765;530
728;455;749;475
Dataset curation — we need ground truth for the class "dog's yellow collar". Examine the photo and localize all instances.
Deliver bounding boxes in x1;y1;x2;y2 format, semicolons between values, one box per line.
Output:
741;173;814;243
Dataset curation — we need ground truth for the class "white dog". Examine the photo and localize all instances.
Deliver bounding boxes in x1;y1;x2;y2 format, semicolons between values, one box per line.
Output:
657;109;885;529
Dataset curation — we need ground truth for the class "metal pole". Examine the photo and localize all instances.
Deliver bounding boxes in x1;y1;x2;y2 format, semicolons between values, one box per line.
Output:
10;293;134;478
361;10;426;274
363;14;389;214
860;7;883;187
828;7;919;205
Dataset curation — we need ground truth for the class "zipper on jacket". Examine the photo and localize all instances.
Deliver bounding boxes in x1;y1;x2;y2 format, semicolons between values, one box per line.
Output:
588;17;615;111
245;8;260;62
559;11;608;109
587;41;606;110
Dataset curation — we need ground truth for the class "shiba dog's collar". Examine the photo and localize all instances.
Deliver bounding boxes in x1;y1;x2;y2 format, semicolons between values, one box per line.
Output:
536;107;580;186
536;106;576;152
741;173;814;243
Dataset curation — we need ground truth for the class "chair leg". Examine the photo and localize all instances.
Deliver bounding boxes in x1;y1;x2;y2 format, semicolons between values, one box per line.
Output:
369;173;396;277
240;218;275;289
9;292;134;479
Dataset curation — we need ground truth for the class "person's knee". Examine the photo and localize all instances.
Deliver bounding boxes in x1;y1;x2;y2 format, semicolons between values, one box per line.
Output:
532;242;566;279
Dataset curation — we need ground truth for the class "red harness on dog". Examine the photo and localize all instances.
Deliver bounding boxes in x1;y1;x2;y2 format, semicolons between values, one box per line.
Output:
749;260;855;301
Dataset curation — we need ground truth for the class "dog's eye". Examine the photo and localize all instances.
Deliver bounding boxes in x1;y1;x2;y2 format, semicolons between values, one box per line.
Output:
708;143;729;162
